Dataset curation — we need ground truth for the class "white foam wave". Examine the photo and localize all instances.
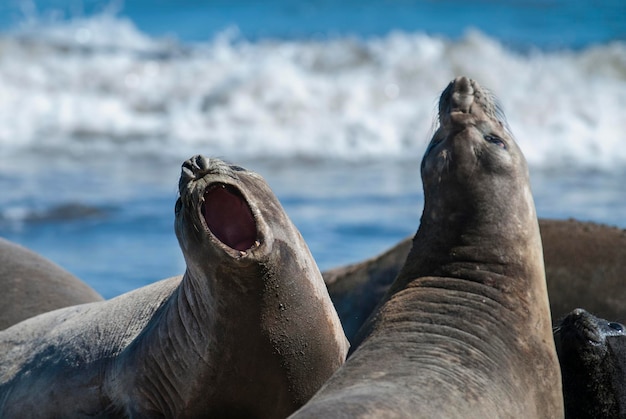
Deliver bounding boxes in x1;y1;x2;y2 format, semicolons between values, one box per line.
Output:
1;16;625;170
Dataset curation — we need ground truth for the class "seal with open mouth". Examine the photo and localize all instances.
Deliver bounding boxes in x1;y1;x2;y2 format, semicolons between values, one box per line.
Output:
555;308;626;419
0;156;348;418
291;77;563;418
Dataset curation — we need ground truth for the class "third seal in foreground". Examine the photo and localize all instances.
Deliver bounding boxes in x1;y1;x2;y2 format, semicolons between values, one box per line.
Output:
555;308;626;419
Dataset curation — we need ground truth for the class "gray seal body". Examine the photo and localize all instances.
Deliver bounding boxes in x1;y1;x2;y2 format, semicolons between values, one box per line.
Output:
0;237;102;330
293;77;563;418
0;156;348;418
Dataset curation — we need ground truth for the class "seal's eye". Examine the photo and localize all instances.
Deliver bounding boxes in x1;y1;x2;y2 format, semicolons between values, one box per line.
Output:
484;135;506;149
608;322;624;332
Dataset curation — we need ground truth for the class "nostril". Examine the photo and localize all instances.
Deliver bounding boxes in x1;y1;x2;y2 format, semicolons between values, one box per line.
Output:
449;78;475;114
194;155;210;171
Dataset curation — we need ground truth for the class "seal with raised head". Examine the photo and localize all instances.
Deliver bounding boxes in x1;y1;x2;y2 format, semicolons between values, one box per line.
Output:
0;237;103;330
292;77;563;418
0;156;349;418
554;308;626;419
323;219;626;343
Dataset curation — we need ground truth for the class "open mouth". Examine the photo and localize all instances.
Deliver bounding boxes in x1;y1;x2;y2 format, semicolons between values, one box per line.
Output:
203;183;257;251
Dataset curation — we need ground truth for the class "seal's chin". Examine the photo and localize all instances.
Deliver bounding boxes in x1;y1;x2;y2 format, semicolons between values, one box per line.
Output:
203;183;257;251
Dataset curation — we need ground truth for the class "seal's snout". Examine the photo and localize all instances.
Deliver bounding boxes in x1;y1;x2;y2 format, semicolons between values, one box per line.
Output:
179;155;239;194
180;155;212;193
438;76;480;126
561;309;604;344
559;309;626;348
449;76;475;114
453;76;473;92
182;155;211;176
203;183;258;252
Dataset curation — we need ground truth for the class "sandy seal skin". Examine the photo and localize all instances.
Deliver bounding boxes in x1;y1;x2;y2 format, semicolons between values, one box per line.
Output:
0;237;103;330
0;156;348;418
554;309;626;419
323;219;626;343
293;77;563;418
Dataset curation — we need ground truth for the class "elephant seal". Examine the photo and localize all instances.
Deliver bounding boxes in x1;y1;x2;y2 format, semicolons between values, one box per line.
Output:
554;309;626;419
0;237;102;330
0;156;349;418
292;77;563;418
542;220;626;322
323;219;626;343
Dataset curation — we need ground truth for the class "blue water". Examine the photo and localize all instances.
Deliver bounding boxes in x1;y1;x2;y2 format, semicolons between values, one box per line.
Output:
0;0;625;298
2;0;625;48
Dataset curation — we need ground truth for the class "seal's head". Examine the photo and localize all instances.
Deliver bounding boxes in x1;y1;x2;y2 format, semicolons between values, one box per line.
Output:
555;308;626;419
174;155;290;284
175;155;266;268
421;76;532;230
556;308;626;350
177;156;263;255
396;76;542;293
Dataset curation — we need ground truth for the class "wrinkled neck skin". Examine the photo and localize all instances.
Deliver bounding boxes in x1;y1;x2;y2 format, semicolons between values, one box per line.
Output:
107;241;281;417
374;164;551;413
396;164;542;301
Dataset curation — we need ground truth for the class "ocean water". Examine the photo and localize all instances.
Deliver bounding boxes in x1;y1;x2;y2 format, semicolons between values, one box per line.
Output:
0;1;625;298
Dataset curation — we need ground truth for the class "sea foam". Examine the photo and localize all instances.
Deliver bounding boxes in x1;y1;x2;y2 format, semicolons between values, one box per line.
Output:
1;15;625;171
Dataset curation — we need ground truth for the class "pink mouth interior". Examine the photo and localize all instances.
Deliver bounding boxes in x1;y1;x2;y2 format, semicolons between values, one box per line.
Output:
203;184;257;251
